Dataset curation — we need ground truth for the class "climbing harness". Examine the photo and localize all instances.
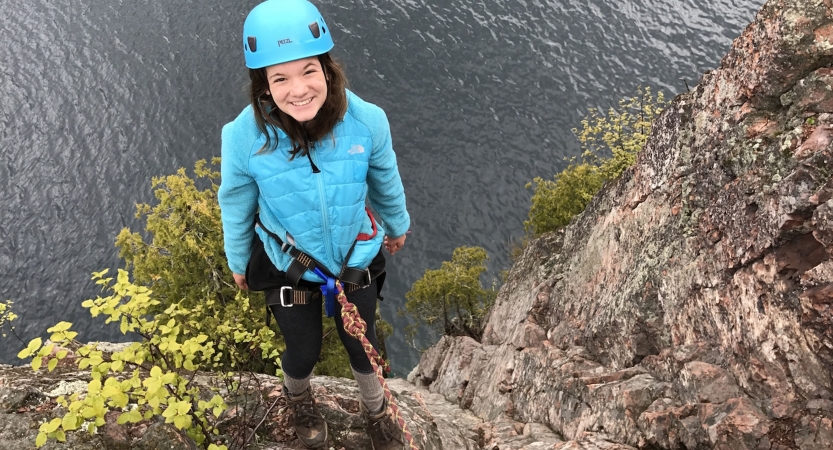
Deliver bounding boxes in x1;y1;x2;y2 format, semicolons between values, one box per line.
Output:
253;214;413;446
336;281;417;450
254;210;381;323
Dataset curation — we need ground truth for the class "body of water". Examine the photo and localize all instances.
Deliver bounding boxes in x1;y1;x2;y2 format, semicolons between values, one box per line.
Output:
0;0;761;374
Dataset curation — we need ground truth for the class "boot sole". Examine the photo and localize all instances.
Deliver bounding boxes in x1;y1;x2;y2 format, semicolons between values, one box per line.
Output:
298;421;328;449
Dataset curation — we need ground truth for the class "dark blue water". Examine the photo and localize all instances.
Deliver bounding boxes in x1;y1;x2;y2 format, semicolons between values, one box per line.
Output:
0;0;761;375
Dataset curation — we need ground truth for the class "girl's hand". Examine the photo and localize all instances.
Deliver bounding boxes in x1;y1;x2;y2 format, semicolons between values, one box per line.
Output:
233;273;249;291
384;234;406;255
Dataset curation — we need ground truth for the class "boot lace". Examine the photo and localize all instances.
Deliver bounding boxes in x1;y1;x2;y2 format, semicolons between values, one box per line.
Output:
368;413;401;444
293;398;321;428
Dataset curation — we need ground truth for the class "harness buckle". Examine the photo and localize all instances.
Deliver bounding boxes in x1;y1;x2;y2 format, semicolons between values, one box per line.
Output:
279;286;293;307
362;268;372;287
280;242;293;253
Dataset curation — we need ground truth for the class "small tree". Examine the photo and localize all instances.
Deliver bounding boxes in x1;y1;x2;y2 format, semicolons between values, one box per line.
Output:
525;87;667;237
525;162;605;237
114;158;375;376
115;159;238;311
402;246;496;342
114;158;281;373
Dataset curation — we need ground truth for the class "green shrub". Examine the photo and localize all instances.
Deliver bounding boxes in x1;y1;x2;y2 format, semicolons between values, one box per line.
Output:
112;158;386;376
525;162;606;237
402;246;496;342
114;159;281;373
18;269;281;449
525;87;667;237
116;159;239;314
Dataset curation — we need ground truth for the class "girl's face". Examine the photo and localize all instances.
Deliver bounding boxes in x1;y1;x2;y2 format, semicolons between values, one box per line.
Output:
265;56;328;123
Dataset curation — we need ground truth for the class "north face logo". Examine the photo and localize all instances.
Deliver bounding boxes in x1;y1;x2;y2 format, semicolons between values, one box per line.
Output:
348;144;365;155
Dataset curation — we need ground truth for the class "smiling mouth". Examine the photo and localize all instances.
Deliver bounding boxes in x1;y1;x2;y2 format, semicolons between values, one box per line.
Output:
290;98;313;106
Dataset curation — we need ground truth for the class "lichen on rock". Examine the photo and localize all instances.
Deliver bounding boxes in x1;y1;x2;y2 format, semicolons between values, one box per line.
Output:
412;0;833;448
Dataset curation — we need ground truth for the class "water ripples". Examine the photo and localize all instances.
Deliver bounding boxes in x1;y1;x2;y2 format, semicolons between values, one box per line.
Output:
1;0;761;372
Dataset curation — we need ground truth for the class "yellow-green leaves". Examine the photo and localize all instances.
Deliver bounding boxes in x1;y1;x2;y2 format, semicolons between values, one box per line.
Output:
162;400;193;429
28;305;229;449
102;377;129;408
78;349;103;371
40;418;61;433
117;408;143;424
142;366;177;399
20;160;309;449
526;86;667;237
36;418;66;447
198;395;227;419
47;321;78;342
17;337;42;359
88;378;102;395
0;300;18;338
62;412;80;431
18;338;64;372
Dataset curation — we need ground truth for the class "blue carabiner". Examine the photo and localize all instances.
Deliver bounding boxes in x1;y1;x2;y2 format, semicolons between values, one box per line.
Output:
313;268;337;317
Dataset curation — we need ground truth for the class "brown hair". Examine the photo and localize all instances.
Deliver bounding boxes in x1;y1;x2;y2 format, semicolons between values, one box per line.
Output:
248;53;348;158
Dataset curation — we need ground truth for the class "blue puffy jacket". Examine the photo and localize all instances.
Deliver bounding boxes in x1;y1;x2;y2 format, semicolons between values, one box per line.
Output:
218;90;410;283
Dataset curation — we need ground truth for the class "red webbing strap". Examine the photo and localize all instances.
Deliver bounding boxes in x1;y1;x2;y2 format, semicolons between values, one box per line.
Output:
356;207;378;241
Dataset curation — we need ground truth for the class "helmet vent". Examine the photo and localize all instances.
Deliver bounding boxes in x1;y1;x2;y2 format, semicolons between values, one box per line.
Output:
309;22;320;38
247;36;257;52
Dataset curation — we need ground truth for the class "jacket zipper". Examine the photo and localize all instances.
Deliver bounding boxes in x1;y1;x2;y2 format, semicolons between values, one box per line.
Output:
310;149;335;269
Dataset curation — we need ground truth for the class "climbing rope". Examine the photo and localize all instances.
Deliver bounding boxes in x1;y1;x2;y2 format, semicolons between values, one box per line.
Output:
336;281;418;450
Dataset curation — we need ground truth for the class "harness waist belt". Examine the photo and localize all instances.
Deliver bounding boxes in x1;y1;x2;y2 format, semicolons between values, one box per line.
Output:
264;279;373;309
257;214;367;287
255;214;384;324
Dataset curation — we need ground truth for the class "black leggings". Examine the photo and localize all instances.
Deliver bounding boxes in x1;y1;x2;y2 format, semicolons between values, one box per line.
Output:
267;280;380;379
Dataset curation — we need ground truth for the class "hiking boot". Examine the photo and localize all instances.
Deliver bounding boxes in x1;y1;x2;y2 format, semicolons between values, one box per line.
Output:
283;385;328;449
361;399;406;450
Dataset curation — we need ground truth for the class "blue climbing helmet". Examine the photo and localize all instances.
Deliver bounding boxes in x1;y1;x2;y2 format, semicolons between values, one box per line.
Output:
243;0;334;69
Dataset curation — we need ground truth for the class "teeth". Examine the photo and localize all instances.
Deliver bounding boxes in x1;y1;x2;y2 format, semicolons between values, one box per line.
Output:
291;98;312;106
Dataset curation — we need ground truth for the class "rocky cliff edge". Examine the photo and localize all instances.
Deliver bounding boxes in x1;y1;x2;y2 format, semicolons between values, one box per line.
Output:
2;0;832;449
410;0;833;448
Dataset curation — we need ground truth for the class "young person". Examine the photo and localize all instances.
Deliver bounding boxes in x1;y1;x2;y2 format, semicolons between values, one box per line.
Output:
218;0;410;448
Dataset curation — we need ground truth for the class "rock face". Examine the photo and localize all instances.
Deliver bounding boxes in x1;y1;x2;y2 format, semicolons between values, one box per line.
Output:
3;1;831;449
410;0;833;448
